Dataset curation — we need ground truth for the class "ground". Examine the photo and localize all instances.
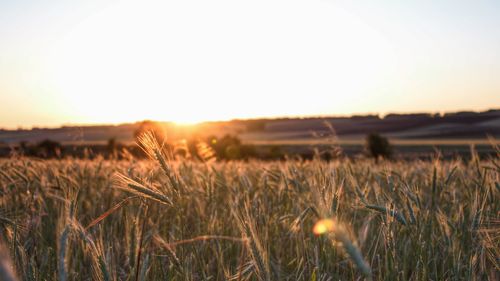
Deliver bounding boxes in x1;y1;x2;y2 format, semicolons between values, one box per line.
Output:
0;148;498;280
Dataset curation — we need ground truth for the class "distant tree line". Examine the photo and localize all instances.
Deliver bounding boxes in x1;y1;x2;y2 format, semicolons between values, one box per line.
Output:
11;121;394;162
18;140;63;158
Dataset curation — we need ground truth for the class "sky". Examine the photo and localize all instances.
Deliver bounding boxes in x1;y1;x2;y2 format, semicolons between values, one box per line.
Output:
0;0;499;128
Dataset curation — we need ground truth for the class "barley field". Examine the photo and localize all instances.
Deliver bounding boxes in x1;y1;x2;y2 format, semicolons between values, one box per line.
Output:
0;141;498;280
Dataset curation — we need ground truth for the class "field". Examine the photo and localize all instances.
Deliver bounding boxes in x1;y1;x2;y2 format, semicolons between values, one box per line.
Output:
0;139;499;280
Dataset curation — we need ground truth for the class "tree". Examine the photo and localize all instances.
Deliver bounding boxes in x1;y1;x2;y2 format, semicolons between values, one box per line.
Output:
36;139;62;158
133;121;167;143
365;133;391;162
107;137;122;159
203;134;256;160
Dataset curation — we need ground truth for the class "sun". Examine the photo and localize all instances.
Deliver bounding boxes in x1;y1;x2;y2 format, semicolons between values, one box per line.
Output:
171;117;207;126
47;0;394;125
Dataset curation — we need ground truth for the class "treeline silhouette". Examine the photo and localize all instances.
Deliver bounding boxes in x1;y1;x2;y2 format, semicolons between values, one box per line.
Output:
5;120;496;161
10;133;386;162
9;121;287;161
10;137;283;160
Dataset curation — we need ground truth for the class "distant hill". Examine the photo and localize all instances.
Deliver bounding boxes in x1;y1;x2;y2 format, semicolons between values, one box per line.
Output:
0;109;499;145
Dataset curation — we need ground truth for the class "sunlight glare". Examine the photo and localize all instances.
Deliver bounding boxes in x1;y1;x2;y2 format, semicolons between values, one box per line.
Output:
48;0;395;124
313;218;335;235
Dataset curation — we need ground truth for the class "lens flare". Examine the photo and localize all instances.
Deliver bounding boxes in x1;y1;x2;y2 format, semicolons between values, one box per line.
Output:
313;218;335;235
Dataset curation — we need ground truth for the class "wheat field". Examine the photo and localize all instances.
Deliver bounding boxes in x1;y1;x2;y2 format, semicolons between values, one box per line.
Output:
0;142;498;280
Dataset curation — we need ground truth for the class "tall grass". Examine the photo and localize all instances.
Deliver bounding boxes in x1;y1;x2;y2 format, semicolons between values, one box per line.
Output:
0;148;498;280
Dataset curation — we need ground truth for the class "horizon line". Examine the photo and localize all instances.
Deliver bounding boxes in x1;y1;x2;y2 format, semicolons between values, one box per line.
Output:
2;107;498;131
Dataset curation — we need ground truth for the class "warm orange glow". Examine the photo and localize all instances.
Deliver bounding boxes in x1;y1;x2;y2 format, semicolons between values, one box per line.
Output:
44;0;395;126
313;219;335;235
1;0;499;128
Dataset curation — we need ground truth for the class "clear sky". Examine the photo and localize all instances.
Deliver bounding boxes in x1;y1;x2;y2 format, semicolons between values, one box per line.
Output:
1;0;499;128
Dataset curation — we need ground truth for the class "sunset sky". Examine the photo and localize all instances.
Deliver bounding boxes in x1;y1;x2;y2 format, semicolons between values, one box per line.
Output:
1;0;499;128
